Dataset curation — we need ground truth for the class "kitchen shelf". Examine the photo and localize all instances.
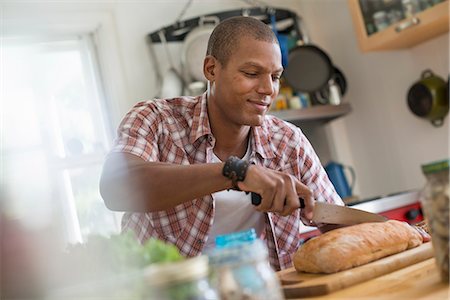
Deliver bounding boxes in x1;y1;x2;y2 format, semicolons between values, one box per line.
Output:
348;0;449;52
268;103;352;125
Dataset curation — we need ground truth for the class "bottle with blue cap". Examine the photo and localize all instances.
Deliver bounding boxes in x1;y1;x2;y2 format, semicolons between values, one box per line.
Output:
207;229;285;299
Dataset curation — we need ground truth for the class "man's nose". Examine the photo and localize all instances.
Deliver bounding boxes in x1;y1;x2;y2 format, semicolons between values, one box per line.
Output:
257;75;276;95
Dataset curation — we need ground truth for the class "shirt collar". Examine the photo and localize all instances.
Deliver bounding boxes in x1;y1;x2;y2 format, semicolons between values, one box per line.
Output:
251;122;276;159
189;92;212;144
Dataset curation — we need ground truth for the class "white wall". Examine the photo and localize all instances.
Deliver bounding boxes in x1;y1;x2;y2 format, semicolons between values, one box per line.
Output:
3;0;448;199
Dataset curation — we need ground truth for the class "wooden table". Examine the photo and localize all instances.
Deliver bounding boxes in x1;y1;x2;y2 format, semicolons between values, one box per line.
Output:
284;258;449;299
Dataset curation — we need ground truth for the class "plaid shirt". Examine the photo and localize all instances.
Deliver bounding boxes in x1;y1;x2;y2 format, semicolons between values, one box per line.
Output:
111;93;343;270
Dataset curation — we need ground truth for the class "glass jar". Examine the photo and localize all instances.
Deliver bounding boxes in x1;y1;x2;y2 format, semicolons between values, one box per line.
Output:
143;255;218;300
373;11;390;32
402;0;422;17
207;230;285;300
420;159;449;283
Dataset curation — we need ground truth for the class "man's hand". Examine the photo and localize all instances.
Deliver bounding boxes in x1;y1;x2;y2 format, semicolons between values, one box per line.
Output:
412;221;431;242
237;164;313;217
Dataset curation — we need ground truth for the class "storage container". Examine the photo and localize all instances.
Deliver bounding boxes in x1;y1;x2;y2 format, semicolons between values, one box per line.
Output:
420;159;449;283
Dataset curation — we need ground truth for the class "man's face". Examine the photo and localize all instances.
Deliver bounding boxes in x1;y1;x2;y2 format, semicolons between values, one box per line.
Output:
208;37;283;127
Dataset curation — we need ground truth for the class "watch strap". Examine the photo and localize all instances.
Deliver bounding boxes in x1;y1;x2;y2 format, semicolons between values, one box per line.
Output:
222;156;250;190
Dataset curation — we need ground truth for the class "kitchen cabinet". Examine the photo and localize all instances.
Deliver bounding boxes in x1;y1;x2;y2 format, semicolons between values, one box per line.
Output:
348;0;449;52
268;103;352;125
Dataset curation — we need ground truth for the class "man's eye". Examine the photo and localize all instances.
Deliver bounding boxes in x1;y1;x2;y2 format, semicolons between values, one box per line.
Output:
243;72;257;77
272;75;281;81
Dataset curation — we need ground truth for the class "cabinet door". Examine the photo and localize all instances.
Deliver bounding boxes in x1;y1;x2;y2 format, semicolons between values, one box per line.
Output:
348;0;449;52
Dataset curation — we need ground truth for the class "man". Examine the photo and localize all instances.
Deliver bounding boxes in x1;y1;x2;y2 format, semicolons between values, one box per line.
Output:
99;16;343;271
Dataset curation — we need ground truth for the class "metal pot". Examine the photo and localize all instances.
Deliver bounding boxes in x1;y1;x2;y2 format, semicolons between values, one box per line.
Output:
407;70;449;127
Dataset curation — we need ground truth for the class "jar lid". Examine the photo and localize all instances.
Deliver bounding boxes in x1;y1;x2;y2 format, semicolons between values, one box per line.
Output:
421;159;449;174
143;255;208;287
207;239;268;266
215;228;257;248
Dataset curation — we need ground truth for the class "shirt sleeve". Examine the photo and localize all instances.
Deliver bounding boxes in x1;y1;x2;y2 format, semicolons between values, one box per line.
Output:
109;101;161;162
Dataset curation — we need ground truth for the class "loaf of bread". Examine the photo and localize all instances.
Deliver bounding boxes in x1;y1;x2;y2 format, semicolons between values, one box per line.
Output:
294;220;423;273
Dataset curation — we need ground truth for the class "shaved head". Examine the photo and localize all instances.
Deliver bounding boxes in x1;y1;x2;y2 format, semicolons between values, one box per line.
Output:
206;16;278;67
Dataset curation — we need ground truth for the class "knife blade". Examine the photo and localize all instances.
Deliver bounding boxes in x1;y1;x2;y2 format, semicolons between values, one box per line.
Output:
251;193;387;227
313;201;387;226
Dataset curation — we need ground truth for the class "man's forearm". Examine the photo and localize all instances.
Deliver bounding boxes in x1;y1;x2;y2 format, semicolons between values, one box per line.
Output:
99;152;232;212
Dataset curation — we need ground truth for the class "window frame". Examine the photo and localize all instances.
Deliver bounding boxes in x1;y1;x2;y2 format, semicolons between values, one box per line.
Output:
2;10;127;243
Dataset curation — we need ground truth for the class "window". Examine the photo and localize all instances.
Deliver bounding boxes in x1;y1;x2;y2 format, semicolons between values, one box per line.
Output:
2;34;121;243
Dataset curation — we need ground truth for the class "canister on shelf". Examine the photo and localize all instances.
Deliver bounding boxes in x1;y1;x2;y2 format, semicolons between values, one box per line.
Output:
420;159;449;283
328;79;342;105
289;96;302;109
274;94;288;111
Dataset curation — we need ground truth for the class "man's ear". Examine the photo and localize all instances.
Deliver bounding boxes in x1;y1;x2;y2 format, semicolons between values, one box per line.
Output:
203;55;217;81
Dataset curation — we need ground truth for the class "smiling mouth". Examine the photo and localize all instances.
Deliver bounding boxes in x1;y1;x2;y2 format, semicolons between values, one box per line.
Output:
248;100;270;114
248;99;270;107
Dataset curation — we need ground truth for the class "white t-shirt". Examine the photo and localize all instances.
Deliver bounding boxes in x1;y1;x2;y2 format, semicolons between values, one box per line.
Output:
204;145;265;250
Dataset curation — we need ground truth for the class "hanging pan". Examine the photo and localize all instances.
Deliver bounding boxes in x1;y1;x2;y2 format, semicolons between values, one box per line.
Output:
283;16;334;93
407;69;449;127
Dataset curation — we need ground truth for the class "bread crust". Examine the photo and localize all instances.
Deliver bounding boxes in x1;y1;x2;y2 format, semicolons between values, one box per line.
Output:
294;220;423;273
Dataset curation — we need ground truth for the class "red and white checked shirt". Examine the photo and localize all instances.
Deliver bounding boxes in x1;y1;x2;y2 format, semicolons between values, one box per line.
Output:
110;93;343;270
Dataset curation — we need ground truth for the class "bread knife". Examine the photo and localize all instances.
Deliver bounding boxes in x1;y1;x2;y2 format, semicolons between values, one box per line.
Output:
251;193;386;226
251;193;387;226
313;202;387;226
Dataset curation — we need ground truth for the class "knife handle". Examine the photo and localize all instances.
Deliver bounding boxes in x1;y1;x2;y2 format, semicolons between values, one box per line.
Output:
251;192;305;208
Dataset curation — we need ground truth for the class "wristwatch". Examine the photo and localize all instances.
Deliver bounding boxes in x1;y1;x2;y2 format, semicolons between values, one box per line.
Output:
222;156;250;190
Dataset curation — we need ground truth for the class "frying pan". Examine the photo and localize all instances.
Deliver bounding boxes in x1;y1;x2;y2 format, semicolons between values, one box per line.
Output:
283;44;334;93
283;16;334;93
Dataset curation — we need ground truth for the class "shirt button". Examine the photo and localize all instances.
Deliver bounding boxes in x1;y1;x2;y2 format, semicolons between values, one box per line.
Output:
197;239;203;244
208;136;213;142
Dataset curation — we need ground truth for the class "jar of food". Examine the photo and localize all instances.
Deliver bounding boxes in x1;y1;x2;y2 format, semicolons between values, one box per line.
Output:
420;159;449;283
143;255;218;300
402;0;422;18
373;11;390;32
207;229;285;300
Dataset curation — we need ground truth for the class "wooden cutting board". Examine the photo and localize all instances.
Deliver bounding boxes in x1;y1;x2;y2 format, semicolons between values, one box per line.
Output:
278;242;434;298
